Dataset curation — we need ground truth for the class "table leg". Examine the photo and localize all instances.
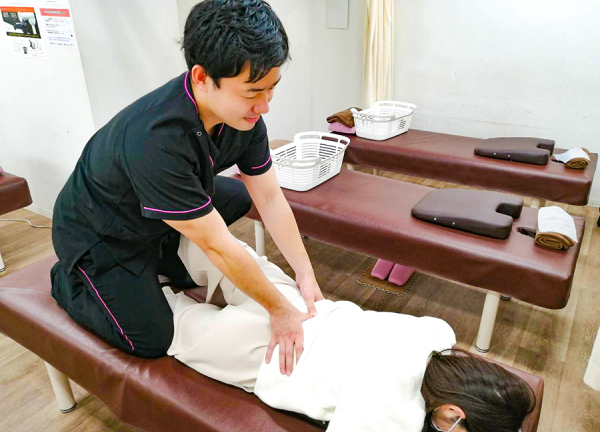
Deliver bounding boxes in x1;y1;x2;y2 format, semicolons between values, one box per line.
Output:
530;198;547;209
45;362;76;413
475;291;501;353
584;326;600;391
255;221;266;257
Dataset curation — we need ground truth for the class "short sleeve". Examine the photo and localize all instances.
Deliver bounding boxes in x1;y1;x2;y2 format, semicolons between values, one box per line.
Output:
123;127;214;221
236;117;272;176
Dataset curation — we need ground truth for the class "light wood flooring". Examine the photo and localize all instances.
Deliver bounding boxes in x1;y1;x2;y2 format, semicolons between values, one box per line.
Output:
1;170;599;431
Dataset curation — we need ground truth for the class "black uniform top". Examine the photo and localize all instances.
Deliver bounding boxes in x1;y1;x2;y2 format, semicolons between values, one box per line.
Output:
52;71;272;276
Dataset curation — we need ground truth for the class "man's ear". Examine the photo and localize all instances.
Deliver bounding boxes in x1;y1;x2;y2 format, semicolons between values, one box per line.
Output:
191;65;212;93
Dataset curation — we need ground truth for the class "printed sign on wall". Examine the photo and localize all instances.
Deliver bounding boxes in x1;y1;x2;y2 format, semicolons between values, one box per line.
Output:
1;5;47;58
39;6;76;48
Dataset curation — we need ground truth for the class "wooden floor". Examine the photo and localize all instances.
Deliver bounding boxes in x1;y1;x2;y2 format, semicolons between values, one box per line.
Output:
1;171;599;431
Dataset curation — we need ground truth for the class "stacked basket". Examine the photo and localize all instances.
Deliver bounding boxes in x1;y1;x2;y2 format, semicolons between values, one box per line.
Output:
271;131;350;192
351;100;417;141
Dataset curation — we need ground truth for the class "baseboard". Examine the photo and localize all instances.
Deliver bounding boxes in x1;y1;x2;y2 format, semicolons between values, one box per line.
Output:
588;199;600;208
26;204;53;219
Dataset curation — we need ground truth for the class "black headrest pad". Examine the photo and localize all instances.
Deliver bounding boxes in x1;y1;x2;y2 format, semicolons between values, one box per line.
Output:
411;189;524;239
475;137;555;165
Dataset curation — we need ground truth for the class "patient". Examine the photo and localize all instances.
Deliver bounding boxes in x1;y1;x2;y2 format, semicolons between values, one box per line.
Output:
164;236;535;432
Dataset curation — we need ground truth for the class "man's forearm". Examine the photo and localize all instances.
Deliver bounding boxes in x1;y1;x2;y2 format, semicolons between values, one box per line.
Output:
255;193;314;279
200;235;290;313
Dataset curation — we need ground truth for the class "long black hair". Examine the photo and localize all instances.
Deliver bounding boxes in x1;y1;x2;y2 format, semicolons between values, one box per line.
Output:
182;0;290;86
421;348;535;432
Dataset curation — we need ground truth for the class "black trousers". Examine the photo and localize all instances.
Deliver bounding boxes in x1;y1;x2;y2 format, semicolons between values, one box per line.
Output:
51;176;252;359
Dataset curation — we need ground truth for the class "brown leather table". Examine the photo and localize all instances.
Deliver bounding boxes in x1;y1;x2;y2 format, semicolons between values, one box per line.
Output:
0;172;33;272
341;129;598;205
0;172;32;216
245;168;584;310
0;255;544;432
0;255;324;432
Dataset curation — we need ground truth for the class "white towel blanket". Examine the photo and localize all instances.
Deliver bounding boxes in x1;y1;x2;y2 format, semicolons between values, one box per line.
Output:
166;236;456;431
537;206;578;243
552;147;590;163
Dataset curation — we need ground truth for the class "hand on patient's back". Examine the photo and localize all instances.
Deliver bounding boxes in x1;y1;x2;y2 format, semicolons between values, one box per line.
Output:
296;274;325;317
266;305;311;375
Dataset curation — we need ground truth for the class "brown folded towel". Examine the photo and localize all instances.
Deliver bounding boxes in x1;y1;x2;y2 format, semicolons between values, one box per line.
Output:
535;227;575;251
326;107;362;129
555;148;591;170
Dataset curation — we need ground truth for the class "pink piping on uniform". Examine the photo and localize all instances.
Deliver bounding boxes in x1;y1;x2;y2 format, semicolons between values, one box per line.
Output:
77;265;135;351
218;123;225;136
143;198;212;214
184;71;198;114
209;156;214;167
252;155;272;170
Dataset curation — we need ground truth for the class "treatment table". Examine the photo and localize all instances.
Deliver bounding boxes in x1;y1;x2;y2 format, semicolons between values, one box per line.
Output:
0;172;33;272
341;130;598;206
242;168;584;353
0;255;544;432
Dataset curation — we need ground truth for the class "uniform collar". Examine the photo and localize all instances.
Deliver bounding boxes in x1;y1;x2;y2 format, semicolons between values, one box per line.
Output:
184;71;228;169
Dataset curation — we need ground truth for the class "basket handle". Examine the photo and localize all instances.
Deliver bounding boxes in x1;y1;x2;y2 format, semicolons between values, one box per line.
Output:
352;107;413;122
271;155;321;166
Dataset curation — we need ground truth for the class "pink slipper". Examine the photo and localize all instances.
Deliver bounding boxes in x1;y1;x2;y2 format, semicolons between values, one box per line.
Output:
371;259;395;280
388;264;415;286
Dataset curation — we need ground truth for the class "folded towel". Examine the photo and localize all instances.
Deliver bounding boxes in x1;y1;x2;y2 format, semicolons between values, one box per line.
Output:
326;107;361;128
535;230;575;250
535;206;577;251
328;122;356;134
552;148;591;170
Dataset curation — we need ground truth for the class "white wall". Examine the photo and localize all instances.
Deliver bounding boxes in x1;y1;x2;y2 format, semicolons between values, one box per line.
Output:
253;0;314;141
0;0;188;217
394;0;600;204
0;2;95;217
176;0;316;142
6;0;597;215
71;0;185;130
310;0;365;132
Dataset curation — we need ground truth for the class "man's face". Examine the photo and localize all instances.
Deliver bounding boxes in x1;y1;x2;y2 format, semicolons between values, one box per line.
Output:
205;65;281;131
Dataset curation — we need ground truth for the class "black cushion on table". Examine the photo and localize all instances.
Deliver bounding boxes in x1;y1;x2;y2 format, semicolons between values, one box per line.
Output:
475;137;555;165
411;189;524;240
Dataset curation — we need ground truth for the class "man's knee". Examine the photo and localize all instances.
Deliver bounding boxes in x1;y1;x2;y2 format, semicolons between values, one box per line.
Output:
234;183;253;214
214;176;253;225
130;319;174;359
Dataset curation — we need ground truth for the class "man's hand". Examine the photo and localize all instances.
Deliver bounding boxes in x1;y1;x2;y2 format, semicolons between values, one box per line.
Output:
266;304;311;375
296;273;325;317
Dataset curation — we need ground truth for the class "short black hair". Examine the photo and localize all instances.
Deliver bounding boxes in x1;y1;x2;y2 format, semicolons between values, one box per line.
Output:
182;0;290;87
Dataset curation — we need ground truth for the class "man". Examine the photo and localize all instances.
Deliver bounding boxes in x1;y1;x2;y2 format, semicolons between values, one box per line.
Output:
51;0;323;376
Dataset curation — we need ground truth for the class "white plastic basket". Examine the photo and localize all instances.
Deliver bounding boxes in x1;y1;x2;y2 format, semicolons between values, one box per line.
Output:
271;131;350;192
351;100;417;141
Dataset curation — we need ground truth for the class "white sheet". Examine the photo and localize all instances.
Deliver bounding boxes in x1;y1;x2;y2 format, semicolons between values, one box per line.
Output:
537;206;578;243
166;235;456;431
552;147;590;163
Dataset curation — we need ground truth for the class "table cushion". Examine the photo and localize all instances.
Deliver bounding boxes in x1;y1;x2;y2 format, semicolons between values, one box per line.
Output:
0;172;32;215
411;189;524;239
341;130;597;205
244;168;584;309
0;255;543;432
474;137;555;165
0;255;323;432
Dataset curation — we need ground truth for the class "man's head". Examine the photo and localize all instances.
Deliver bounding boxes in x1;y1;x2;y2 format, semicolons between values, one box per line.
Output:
182;0;289;131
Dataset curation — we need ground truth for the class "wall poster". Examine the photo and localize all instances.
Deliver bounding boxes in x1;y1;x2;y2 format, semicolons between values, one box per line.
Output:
1;5;47;58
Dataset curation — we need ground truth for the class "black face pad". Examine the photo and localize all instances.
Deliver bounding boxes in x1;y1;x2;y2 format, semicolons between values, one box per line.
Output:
411;189;524;239
475;137;555;165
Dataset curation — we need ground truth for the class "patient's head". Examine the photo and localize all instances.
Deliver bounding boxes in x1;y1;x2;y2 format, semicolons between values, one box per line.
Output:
420;349;535;432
